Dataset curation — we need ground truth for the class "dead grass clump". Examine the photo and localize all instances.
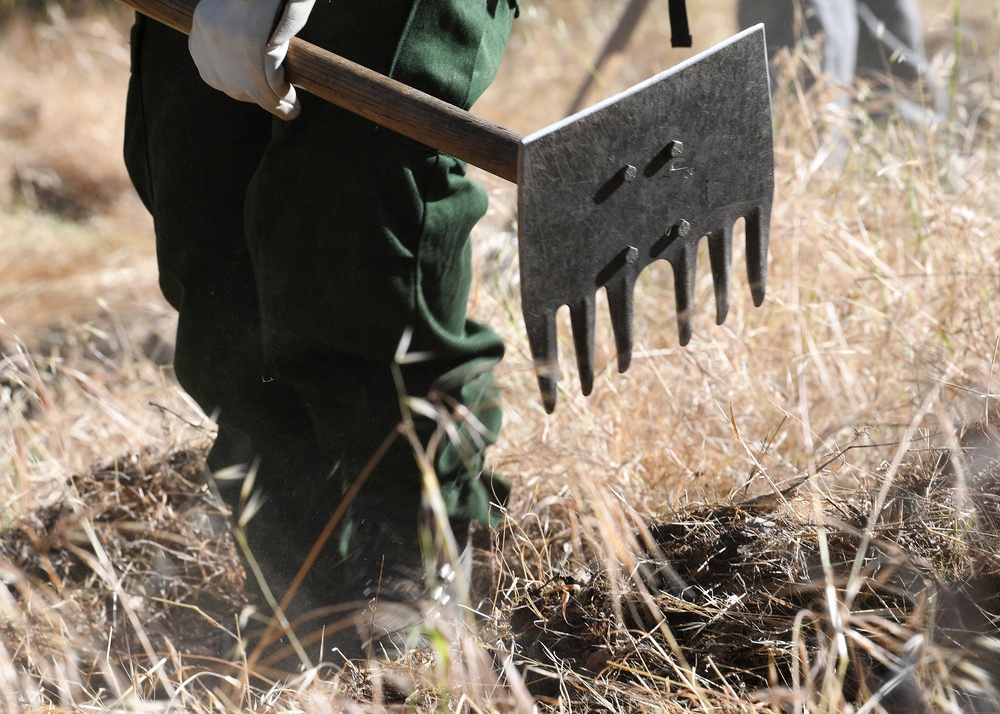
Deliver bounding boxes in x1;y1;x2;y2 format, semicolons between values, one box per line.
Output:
500;452;1000;711
0;446;246;702
10;160;132;221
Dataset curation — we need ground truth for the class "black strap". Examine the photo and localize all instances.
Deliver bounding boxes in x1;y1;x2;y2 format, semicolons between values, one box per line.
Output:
669;0;692;48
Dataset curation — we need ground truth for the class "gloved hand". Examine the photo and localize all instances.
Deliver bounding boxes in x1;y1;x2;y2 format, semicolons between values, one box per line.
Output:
189;0;316;120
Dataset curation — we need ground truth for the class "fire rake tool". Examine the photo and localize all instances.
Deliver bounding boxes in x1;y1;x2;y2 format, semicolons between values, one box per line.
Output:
120;0;775;412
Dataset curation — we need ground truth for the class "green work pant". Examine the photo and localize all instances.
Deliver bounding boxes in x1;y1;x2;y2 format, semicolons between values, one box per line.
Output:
124;1;516;563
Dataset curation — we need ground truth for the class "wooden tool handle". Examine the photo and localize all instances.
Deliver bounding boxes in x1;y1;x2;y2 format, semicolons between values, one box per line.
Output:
121;0;522;182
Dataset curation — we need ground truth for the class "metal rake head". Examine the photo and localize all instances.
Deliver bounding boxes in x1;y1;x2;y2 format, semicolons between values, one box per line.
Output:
517;25;774;413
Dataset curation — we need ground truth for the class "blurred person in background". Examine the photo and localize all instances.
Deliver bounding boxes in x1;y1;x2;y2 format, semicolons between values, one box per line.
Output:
737;0;942;124
124;0;518;673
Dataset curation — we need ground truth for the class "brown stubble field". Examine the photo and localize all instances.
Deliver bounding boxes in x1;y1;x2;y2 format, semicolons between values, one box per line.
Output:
2;0;1000;711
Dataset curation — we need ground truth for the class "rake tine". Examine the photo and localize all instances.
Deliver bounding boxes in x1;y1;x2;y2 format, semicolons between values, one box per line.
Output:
746;204;771;307
606;273;636;374
671;240;699;346
708;224;733;325
525;310;560;413
570;297;596;396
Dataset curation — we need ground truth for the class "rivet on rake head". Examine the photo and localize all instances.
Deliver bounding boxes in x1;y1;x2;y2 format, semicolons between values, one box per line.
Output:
667;140;684;159
622;164;637;182
625;246;639;264
667;219;691;238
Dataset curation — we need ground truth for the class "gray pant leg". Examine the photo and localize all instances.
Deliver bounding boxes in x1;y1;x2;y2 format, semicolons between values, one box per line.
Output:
737;0;859;86
810;0;859;86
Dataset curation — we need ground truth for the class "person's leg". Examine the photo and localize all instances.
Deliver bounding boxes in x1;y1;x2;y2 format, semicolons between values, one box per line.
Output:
243;0;516;666
856;0;927;81
243;0;513;519
738;0;859;168
125;15;352;653
738;0;859;89
809;0;860;88
125;0;517;670
855;0;942;123
124;14;320;473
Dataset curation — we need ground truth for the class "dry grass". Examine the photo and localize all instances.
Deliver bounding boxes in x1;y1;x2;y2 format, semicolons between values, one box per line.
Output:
3;0;1000;711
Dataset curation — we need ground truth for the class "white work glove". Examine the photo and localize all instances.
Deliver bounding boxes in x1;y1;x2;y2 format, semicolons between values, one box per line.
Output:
189;0;316;120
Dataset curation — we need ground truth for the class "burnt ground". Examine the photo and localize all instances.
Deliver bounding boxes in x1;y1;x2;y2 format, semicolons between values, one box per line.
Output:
1;437;998;710
2;322;1000;709
504;446;1000;711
